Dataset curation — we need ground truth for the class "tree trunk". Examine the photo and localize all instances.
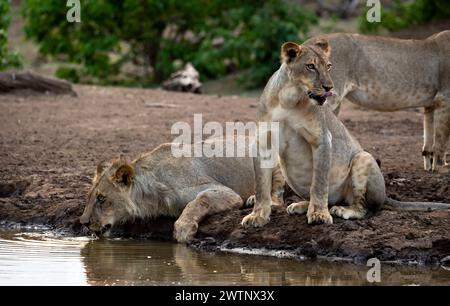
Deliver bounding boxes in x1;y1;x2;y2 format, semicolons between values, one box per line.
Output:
0;71;77;96
146;41;162;83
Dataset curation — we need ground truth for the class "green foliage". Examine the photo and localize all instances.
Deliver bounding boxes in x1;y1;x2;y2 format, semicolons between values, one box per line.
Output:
0;0;21;70
56;67;80;83
193;1;317;88
359;0;450;34
23;0;122;84
23;0;316;87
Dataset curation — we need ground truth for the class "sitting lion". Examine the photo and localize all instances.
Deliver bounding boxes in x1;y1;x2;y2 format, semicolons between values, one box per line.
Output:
80;136;283;243
242;40;450;227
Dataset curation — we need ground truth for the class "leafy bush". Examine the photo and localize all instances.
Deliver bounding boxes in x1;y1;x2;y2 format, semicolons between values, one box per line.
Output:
23;0;316;87
194;1;317;88
359;0;450;33
0;0;21;70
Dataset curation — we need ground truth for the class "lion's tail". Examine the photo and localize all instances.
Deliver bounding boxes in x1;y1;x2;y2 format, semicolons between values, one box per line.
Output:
384;197;450;212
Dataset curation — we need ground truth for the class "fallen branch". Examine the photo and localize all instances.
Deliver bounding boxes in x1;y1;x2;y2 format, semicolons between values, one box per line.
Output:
0;71;77;96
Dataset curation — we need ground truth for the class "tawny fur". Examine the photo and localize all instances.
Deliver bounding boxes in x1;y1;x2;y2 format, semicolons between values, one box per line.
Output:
80;136;284;243
305;31;450;172
241;40;450;228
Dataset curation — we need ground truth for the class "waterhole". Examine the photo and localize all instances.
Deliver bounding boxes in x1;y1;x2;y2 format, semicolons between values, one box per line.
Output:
0;229;448;286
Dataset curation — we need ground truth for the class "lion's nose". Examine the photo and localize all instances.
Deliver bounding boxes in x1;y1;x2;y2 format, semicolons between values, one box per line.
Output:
323;85;333;92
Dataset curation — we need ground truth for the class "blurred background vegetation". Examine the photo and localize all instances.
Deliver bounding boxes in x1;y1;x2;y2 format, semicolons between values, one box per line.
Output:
0;1;21;70
1;0;449;92
359;0;450;33
21;0;317;88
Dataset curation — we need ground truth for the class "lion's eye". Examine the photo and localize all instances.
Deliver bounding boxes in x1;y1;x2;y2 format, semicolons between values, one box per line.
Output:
96;194;106;204
327;63;332;71
306;64;315;70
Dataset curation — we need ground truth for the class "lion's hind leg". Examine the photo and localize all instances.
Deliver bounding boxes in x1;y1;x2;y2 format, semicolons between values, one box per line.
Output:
423;106;435;171
270;165;285;205
173;186;243;243
330;152;383;220
244;165;285;208
432;101;450;172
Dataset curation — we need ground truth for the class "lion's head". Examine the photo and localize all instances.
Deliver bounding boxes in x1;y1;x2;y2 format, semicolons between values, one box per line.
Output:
80;155;138;236
281;39;333;105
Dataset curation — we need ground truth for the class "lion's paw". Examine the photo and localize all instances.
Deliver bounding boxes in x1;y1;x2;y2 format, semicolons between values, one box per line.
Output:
329;206;349;219
241;213;269;228
173;219;198;243
307;207;333;225
244;195;256;208
286;201;309;215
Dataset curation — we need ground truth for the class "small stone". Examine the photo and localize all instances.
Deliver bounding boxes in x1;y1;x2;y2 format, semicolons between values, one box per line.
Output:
405;232;416;240
440;256;450;267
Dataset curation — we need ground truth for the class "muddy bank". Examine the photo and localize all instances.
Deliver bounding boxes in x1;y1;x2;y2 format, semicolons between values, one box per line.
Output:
192;204;450;266
1;86;449;265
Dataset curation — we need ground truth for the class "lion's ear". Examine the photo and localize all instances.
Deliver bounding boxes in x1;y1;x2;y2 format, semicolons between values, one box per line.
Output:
314;39;331;57
281;42;303;64
113;164;135;187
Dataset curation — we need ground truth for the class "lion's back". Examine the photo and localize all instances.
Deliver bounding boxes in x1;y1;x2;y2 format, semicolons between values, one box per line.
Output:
136;137;256;199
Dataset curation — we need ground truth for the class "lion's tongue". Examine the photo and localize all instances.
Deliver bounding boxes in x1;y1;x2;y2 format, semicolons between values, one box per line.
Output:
324;91;333;97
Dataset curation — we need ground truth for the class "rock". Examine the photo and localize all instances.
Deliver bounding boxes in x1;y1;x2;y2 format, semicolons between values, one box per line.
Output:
440;255;450;269
162;63;202;94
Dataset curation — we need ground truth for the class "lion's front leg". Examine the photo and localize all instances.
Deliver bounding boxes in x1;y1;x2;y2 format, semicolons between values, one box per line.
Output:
241;160;273;228
242;125;279;228
302;127;333;225
174;186;243;243
422;106;435;171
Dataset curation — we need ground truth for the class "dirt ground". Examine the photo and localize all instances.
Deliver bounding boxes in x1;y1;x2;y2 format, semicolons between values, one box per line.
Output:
0;85;449;265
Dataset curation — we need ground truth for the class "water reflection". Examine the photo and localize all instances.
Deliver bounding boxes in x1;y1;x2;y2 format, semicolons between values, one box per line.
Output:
0;230;449;286
81;239;450;286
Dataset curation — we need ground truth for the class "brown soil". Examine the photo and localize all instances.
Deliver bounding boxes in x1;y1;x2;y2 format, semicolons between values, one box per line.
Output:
0;85;449;265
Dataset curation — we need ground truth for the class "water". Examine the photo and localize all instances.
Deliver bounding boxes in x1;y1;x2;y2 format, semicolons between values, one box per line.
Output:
0;229;449;286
